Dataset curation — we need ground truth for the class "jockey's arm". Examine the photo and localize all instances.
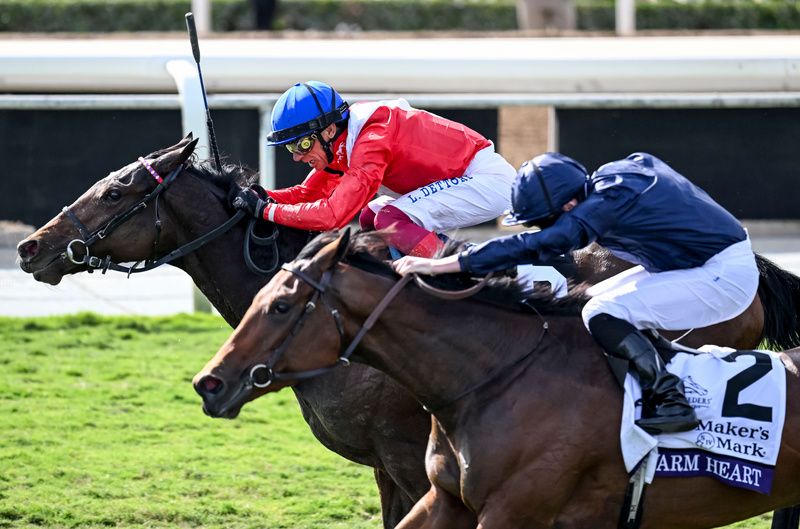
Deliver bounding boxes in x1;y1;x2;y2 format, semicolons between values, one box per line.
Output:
394;192;623;277
262;124;391;231
458;200;620;275
266;169;338;205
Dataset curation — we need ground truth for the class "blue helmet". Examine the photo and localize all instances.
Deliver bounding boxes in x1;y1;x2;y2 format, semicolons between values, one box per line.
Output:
266;81;350;146
502;152;588;226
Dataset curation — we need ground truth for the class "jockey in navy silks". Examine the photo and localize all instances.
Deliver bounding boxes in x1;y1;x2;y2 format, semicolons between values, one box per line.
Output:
394;152;759;435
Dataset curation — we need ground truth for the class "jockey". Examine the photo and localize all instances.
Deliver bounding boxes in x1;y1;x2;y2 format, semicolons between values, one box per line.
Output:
394;152;759;435
231;80;516;257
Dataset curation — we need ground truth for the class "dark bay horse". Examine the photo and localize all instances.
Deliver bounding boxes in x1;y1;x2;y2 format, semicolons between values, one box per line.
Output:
15;136;431;526
194;230;800;529
16;136;800;527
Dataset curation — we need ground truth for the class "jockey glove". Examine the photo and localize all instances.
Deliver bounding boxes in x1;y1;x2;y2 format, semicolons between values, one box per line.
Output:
232;185;273;220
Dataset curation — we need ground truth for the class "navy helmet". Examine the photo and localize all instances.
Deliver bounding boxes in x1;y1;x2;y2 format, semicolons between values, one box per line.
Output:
502;152;589;226
266;81;350;146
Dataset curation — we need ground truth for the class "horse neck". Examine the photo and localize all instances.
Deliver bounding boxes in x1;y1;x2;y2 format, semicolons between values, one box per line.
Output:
158;171;279;327
335;270;563;423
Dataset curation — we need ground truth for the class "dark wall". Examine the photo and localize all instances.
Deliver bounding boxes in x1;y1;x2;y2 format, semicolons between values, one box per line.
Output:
0;109;259;228
3;105;797;227
557;108;800;220
1;107;496;228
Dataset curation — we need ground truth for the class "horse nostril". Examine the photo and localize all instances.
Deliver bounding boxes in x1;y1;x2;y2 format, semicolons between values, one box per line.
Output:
17;239;39;260
196;375;224;396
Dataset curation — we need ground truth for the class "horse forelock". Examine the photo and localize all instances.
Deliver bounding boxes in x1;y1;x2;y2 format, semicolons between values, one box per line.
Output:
297;231;589;316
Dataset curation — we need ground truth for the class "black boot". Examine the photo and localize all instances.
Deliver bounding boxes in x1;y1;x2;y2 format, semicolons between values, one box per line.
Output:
617;332;699;434
589;314;699;435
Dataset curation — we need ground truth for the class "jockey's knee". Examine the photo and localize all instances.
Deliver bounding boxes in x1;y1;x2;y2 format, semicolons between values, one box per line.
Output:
374;205;417;231
586;313;639;351
581;298;633;331
359;206;377;231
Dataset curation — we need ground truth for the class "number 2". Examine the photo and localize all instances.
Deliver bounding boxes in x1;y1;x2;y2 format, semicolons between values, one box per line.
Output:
720;350;772;422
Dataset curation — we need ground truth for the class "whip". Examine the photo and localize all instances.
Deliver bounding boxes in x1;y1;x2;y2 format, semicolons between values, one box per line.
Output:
184;12;223;172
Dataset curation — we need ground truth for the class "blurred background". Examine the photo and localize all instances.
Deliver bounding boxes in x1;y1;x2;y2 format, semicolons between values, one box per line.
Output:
1;0;799;315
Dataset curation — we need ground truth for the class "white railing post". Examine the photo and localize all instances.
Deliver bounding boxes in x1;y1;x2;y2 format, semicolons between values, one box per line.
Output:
166;59;210;161
191;0;212;33
616;0;636;36
259;102;276;190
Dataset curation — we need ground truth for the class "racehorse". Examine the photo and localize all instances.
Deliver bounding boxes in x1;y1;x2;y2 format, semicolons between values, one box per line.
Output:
16;136;800;528
193;229;800;529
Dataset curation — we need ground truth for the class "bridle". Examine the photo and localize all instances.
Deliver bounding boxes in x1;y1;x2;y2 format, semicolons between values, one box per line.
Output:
249;263;413;388
60;157;247;276
249;260;549;415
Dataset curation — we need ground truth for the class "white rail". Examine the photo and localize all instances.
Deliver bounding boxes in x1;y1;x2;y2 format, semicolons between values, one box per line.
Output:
2;36;800;94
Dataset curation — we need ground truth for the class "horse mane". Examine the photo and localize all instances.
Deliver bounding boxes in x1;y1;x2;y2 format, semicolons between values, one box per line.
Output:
185;157;259;196
179;156;313;267
301;230;589;316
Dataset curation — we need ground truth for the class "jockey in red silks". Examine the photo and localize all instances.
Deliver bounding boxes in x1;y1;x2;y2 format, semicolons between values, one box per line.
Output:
231;80;516;257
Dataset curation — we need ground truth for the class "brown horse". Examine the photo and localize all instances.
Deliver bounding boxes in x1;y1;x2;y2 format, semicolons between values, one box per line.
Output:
16;136;800;528
194;230;800;529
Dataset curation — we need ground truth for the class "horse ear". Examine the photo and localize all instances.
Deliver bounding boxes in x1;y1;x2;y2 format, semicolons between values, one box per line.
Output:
154;137;199;172
332;227;351;264
178;137;199;161
143;135;194;159
314;228;352;272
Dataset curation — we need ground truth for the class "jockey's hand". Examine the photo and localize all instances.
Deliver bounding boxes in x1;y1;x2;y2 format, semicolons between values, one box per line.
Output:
248;183;269;200
393;255;462;276
232;187;270;220
393;256;435;276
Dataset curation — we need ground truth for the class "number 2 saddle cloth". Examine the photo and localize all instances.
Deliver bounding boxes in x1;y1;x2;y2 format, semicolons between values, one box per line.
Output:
621;347;786;494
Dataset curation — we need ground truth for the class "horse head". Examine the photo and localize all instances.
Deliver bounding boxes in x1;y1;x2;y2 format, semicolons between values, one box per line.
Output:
16;135;200;285
194;229;353;419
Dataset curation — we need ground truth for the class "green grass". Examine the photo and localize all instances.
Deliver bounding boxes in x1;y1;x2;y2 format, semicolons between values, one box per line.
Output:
0;313;380;529
0;313;780;528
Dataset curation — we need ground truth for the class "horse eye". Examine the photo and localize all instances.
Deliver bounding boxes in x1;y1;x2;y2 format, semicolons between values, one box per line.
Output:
106;189;122;201
273;300;291;314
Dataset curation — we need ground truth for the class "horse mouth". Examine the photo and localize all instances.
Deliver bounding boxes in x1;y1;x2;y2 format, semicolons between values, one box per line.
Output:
199;377;253;419
20;253;74;286
204;401;244;419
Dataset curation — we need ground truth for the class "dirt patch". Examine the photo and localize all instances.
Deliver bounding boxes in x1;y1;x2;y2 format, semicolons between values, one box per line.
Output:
0;221;35;248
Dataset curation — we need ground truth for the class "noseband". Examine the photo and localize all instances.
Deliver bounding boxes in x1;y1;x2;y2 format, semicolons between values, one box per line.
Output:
60;158;246;276
249;264;413;388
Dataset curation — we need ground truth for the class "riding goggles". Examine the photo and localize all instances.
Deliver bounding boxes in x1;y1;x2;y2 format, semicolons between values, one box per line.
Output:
285;134;316;155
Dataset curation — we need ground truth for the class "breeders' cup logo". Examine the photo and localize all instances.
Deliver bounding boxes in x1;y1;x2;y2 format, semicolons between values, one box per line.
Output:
696;432;716;450
684;376;712;409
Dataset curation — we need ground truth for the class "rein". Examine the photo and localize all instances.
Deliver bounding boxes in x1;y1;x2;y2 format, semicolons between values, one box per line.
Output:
248;261;546;415
413;272;495;300
60;159;247;276
249;264;413;388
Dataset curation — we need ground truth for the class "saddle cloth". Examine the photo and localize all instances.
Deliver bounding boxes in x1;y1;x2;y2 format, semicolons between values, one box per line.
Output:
621;346;786;494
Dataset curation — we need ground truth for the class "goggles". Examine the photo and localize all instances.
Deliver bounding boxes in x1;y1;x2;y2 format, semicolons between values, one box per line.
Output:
285;134;316;155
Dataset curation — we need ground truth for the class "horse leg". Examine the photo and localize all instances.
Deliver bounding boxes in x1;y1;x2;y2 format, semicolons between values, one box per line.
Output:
395;487;477;529
770;349;800;529
375;468;419;529
771;508;800;529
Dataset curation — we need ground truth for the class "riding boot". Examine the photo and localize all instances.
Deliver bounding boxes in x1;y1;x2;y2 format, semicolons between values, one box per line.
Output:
616;332;699;434
588;314;699;435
